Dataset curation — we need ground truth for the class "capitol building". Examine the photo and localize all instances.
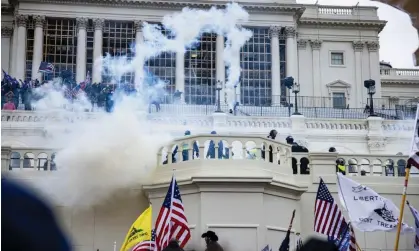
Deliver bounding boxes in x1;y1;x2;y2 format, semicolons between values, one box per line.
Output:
1;0;419;251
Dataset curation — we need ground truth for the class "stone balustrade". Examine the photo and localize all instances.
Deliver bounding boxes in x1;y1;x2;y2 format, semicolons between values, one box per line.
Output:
2;134;414;179
380;68;419;83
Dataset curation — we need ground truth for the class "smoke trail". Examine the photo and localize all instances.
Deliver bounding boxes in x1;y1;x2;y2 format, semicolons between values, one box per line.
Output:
24;3;252;208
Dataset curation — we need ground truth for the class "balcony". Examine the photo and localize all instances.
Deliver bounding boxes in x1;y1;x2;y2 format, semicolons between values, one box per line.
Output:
380;68;419;83
2;135;415;179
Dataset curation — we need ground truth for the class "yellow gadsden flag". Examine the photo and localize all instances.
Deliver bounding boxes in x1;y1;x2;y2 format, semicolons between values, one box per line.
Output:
119;205;152;251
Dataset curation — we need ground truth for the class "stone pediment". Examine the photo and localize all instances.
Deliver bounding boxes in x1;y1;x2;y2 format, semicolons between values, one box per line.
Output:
326;80;351;97
326;80;351;88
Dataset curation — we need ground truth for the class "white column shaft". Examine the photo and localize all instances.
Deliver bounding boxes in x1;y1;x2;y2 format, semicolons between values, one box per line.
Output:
271;33;280;104
1;28;12;75
10;24;18;76
76;25;87;83
31;26;44;80
286;36;297;79
355;51;363;106
175;51;185;102
134;22;144;90
93;29;103;83
15;25;27;80
368;45;381;99
310;40;322;97
216;34;226;104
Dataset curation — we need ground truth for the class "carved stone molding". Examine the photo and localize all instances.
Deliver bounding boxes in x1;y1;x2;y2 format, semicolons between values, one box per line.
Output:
310;40;322;50
269;26;281;38
93;18;105;31
297;39;307;50
367;139;386;151
367;41;379;52
15;14;28;28
353;41;364;52
284;26;296;38
76;17;88;31
33;15;46;28
1;27;13;37
134;20;143;32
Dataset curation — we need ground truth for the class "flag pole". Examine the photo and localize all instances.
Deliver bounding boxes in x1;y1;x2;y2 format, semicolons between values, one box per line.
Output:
113;241;117;251
394;165;411;251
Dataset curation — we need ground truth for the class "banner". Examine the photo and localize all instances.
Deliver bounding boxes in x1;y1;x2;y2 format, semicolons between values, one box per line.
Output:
337;173;413;232
407;202;419;251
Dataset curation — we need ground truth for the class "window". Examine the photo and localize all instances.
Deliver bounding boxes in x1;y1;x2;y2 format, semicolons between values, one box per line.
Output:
332;92;346;108
330;52;344;66
184;32;216;105
43;18;77;81
102;21;135;83
25;18;35;80
240;27;279;106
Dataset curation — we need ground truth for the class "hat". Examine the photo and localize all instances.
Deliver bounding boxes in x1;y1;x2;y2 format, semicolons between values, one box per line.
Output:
201;230;218;241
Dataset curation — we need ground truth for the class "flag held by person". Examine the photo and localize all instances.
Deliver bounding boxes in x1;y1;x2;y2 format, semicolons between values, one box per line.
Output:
407;201;419;251
154;175;191;250
408;152;419;169
132;229;157;251
38;62;55;73
337;173;413;232
314;178;346;239
119;206;153;251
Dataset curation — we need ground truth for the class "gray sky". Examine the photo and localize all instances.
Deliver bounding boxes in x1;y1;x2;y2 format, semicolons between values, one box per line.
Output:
296;0;419;69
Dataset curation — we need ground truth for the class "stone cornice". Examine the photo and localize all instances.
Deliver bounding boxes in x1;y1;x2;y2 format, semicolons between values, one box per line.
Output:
21;0;305;15
1;4;14;15
381;80;419;85
299;19;387;33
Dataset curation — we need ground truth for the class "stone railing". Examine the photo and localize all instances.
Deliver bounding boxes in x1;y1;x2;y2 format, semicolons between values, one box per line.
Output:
380;68;419;82
1;146;57;171
302;5;380;21
3;135;415;178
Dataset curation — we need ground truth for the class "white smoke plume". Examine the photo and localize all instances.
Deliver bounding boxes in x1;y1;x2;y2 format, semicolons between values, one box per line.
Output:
27;3;252;208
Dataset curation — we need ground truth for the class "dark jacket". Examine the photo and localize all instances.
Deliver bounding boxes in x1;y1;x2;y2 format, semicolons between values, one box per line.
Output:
2;179;71;251
162;240;184;251
206;241;224;251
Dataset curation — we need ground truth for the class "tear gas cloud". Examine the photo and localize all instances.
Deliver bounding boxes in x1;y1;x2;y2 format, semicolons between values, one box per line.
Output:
29;3;252;208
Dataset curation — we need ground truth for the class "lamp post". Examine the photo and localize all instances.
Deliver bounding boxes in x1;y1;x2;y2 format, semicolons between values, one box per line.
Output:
364;79;376;117
282;76;301;116
215;80;223;113
292;82;301;115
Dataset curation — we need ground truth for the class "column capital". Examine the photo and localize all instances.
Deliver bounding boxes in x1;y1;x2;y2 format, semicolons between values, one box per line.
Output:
269;26;281;38
93;18;105;31
15;14;28;28
310;39;322;50
1;27;13;37
33;15;46;28
284;26;296;38
76;17;88;31
353;40;364;52
367;41;380;52
297;39;307;50
134;20;143;32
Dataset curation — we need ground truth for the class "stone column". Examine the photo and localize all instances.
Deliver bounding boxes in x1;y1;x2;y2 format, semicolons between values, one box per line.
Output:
15;14;28;81
76;17;88;83
92;18;104;84
10;22;18;76
285;27;297;80
216;34;225;104
310;40;322;97
367;41;381;98
353;41;364;107
269;26;281;105
1;27;13;76
175;50;185;103
31;15;45;80
134;20;144;89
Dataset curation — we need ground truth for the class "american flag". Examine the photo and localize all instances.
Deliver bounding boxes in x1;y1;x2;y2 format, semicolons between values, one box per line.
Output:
408;152;419;169
407;201;419;251
314;178;346;239
155;176;191;250
132;229;156;251
38;62;55;73
348;223;357;251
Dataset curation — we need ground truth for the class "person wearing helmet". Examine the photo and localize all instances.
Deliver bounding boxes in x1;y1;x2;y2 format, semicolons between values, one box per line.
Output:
336;158;346;175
